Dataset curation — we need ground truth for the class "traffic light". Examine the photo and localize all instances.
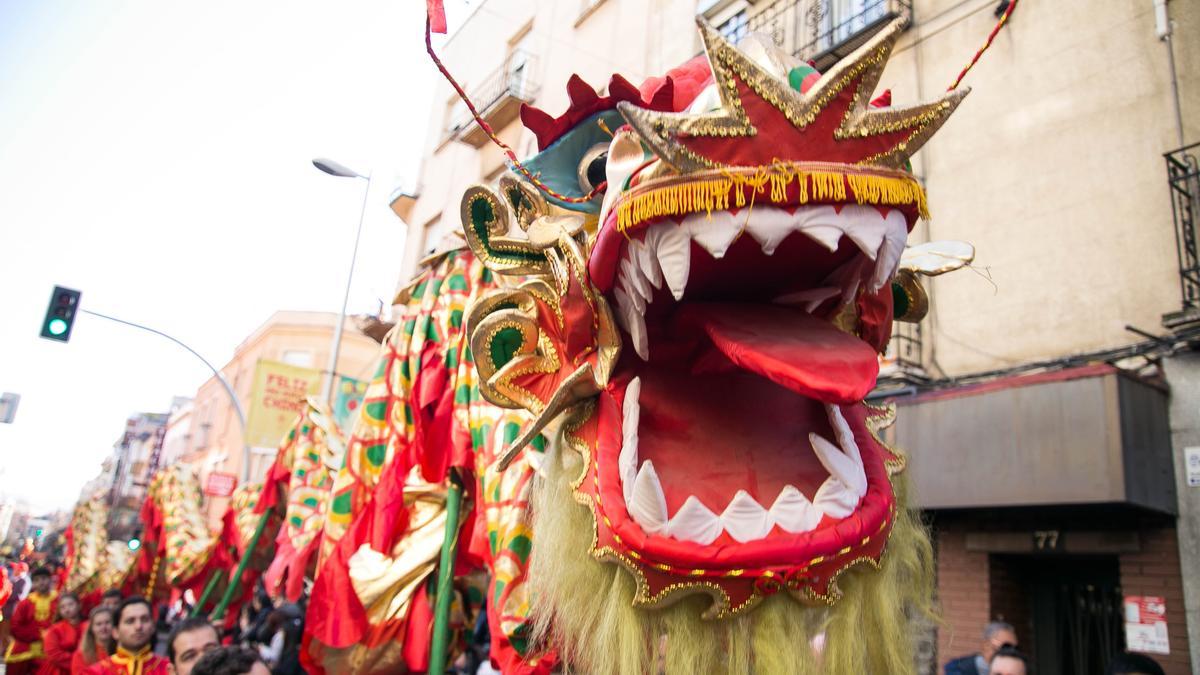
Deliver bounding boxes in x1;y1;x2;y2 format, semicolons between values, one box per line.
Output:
40;286;81;342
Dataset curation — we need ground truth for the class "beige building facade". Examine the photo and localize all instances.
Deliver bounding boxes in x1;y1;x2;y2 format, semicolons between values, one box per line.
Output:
181;310;379;526
391;0;706;283
389;0;1200;671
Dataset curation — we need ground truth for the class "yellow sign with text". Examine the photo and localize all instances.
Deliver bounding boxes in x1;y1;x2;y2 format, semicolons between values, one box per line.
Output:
244;359;323;448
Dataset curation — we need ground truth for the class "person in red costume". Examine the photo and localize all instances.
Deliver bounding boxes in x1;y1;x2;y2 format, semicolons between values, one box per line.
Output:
5;566;58;674
38;592;81;675
83;597;168;675
72;607;114;674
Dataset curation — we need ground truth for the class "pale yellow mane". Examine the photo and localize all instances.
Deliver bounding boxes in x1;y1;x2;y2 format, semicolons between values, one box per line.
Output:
528;441;935;674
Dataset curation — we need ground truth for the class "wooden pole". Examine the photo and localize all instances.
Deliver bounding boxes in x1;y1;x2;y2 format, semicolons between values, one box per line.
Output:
191;569;225;618
211;512;270;622
427;472;464;674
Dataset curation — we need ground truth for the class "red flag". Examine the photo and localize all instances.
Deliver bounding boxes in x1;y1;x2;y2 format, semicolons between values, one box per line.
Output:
427;0;447;34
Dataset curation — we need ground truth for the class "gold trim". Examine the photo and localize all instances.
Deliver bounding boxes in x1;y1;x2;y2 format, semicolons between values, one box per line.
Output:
614;163;928;232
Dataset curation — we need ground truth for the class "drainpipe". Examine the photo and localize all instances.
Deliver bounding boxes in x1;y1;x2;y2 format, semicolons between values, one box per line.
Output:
1155;0;1185;148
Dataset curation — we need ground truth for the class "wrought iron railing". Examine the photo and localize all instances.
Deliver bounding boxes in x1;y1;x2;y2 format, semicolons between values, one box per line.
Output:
1166;142;1200;310
890;319;925;375
447;49;541;137
736;0;911;71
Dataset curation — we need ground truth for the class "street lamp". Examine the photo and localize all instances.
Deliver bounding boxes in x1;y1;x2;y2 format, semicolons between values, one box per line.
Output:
313;157;371;406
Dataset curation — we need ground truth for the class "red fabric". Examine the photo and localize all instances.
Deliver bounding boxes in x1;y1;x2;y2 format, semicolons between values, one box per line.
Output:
81;651;168;675
492;646;556;675
306;514;372;649
76;591;101;619
264;533;318;603
8;592;56;660
0;567;11;612
427;0;446;34
678;304;880;404
37;621;80;675
399;584;432;672
62;527;74;591
413;345;454;484
255;456;292;514
70;646;104;675
521;74;656;151
638;55;713;112
856;283;894;354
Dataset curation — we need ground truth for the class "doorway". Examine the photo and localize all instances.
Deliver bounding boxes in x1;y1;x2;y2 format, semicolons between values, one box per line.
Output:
990;554;1124;674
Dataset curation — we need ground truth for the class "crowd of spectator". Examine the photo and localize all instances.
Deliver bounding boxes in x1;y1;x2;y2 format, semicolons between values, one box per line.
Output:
0;560;303;675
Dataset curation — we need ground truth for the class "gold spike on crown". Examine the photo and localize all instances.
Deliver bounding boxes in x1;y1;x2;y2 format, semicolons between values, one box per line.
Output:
618;18;967;172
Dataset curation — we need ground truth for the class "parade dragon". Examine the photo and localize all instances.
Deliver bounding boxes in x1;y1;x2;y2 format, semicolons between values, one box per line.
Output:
57;12;987;674
453;17;978;674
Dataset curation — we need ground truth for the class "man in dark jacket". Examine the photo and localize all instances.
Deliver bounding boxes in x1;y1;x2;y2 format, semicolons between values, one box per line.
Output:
944;621;1018;675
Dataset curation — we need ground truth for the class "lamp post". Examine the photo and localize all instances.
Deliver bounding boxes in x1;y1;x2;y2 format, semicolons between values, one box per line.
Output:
312;157;371;406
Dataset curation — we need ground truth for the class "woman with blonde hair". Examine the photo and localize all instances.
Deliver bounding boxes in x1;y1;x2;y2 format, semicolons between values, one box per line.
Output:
70;606;113;674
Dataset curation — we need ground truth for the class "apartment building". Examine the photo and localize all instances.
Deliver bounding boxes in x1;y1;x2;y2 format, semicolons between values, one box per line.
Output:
183;310;378;526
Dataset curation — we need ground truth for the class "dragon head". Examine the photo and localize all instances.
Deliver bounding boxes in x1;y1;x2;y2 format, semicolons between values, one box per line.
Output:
462;18;974;670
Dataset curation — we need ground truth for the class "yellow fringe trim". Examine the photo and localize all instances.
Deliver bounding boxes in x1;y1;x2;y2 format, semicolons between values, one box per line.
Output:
616;166;929;232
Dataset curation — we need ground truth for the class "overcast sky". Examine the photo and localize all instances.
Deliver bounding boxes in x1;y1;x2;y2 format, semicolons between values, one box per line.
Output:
0;1;478;512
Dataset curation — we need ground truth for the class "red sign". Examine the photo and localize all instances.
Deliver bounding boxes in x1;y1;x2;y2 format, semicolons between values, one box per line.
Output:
1124;595;1169;655
204;472;238;498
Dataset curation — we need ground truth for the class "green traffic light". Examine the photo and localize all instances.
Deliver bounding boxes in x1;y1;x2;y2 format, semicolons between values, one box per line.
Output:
47;318;68;335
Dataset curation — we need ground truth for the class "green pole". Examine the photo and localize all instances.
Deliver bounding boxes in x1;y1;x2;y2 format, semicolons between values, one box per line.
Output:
192;569;225;617
427;473;464;674
211;511;271;622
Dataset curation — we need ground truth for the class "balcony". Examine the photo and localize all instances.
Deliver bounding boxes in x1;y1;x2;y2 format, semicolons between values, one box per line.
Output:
1163;142;1200;329
447;50;540;148
876;319;927;390
739;0;911;72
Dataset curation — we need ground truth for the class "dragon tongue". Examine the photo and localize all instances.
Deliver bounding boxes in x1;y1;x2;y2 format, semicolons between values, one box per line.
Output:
677;303;879;404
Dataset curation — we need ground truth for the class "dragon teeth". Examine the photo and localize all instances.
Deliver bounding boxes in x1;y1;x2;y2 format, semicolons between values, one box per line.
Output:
617;385;869;544
812;477;858;519
770;485;823;533
720;490;773;543
619;377;641;506
683;210;742;259
809;432;867;499
653;224;691;300
666;495;722;545
629;460;668;535
611;205;911;346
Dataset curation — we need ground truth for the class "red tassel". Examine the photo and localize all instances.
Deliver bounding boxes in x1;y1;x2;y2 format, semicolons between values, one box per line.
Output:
426;0;447;34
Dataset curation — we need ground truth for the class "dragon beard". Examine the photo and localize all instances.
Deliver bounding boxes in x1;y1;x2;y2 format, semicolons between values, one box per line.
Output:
528;439;935;675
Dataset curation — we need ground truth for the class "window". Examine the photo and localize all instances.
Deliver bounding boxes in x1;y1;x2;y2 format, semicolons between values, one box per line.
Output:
445;94;468;136
422;214;448;256
281;350;313;367
816;0;890;52
719;10;750;43
507;21;535;99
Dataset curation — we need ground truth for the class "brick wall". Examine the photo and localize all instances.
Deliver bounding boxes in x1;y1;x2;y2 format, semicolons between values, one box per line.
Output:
989;555;1033;656
935;526;990;666
1119;526;1194;675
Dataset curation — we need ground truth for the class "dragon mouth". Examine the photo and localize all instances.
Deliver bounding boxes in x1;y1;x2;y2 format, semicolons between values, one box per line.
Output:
591;201;909;553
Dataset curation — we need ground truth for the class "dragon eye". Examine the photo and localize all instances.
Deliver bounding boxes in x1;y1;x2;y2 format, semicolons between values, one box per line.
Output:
577;143;609;195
